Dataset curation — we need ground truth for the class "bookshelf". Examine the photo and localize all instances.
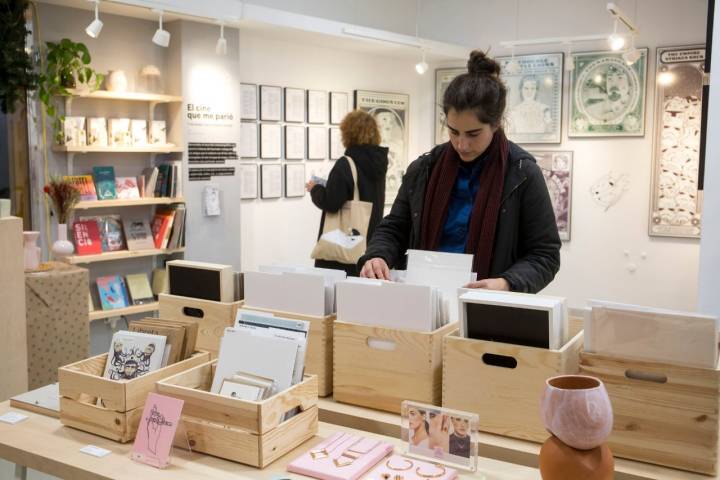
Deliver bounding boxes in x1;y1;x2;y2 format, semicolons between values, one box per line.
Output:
89;301;160;322
65;89;182;103
64;248;185;265
74;197;185;210
53;145;184;154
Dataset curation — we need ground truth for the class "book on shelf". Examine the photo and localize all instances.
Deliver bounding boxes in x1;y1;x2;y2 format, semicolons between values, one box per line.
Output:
151;208;175;249
97;275;130;310
154;164;169;198
141;167;159;198
92;166;117;200
81;214;126;252
72;219;103;255
102;330;167;380
108;118;131;146
122;217;155;250
115;177;140;199
130;119;148;146
62;116;86;147
149;120;166;145
63;175;97;201
87;117;108;146
126;273;155;306
166;204;186;249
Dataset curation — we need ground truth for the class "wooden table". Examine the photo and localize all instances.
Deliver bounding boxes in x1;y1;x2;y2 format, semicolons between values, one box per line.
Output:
317;398;715;480
0;401;537;480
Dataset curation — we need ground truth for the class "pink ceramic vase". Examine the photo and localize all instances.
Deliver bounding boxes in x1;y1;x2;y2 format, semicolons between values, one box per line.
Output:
540;375;613;450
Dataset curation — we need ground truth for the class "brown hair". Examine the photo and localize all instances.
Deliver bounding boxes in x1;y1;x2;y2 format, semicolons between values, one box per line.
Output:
443;50;507;127
340;109;381;147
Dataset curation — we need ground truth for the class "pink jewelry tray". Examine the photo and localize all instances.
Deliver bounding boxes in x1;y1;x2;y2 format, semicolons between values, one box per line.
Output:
368;454;458;480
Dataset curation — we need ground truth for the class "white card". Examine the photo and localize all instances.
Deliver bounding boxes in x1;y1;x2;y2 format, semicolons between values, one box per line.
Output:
0;412;28;424
80;445;112;458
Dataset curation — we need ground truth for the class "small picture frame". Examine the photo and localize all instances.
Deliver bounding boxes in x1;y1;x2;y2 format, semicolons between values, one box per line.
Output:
401;400;479;472
330;91;349;125
259;85;282;122
307;126;327;160
239;163;258;200
260;123;282;159
329;127;343;160
284;125;306;160
240;122;258;158
284;87;306;123
241;83;258;120
260;163;282;199
307;90;328;124
285;163;306;198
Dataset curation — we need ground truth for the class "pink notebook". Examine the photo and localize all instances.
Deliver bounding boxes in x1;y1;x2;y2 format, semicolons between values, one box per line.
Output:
368;454;458;480
288;432;394;480
130;392;184;469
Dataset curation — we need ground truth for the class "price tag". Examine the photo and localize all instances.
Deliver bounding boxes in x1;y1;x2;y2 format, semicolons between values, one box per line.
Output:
80;445;112;458
0;412;28;424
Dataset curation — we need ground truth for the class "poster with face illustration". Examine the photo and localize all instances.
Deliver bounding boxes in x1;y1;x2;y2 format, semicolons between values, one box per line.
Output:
499;53;563;144
570;49;647;137
354;90;409;205
530;150;573;240
649;45;705;238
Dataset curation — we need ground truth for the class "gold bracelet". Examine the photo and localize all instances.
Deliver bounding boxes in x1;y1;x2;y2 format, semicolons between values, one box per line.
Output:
416;464;446;478
385;458;413;471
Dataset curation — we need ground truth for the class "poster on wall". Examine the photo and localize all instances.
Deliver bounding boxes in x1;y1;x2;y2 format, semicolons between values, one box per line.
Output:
260;163;282;199
239;163;258;199
649;45;705;238
569;49;648;137
435;68;465;145
284;87;305;123
354;90;410;203
330;91;349;125
308;90;328;124
240;122;258;158
329;127;343;160
260;85;282;122
307;126;328;160
240;83;258;120
530;150;573;241
284;125;306;160
260;123;282;159
499;53;563;144
285;163;306;198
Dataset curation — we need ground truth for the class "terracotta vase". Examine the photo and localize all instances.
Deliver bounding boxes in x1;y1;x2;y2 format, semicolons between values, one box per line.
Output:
539;435;614;480
540;375;613;450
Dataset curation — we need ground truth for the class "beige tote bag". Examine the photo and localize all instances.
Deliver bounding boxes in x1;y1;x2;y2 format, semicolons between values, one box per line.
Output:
311;156;373;264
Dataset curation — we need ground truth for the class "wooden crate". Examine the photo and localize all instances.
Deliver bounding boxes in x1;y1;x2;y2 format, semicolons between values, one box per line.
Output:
58;351;210;442
242;306;334;397
442;329;584;443
580;352;720;475
158;293;243;357
156;360;318;468
333;321;457;413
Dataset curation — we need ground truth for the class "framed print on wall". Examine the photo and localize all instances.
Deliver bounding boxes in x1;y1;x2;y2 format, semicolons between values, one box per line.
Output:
284;163;306;198
329;127;343;160
355;90;409;204
307;126;328;160
240;83;258;120
435;68;465;145
239;163;258;200
284;87;305;123
307;90;328;124
649;45;705;238
240;122;258;158
330;91;349;125
569;49;648;137
259;85;282;121
530;150;573;241
498;53;563;144
284;125;306;160
260;123;282;159
260;163;282;199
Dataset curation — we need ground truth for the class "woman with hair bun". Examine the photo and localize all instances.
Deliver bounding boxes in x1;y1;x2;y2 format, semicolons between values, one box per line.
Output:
359;50;560;293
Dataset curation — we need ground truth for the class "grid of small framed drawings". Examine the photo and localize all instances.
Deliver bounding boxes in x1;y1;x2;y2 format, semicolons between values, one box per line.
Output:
240;81;351;199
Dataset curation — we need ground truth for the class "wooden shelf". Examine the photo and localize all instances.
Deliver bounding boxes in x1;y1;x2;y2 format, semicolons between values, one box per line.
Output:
64;247;184;264
52;145;183;154
89;302;159;321
73;197;185;210
65;89;182;103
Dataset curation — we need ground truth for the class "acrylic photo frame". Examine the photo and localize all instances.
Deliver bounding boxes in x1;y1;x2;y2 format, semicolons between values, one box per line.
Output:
401;400;479;472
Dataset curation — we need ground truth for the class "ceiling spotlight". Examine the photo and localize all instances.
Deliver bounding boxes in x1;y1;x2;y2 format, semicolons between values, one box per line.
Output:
216;23;227;55
622;36;641;65
415;50;428;75
658;68;675;86
608;19;625;51
85;0;103;38
152;10;170;48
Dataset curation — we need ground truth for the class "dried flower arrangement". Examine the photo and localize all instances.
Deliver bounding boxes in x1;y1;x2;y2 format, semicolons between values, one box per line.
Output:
43;177;79;224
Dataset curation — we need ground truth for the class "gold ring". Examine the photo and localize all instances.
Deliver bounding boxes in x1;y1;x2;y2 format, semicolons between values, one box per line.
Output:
385;458;413;471
416;464;447;478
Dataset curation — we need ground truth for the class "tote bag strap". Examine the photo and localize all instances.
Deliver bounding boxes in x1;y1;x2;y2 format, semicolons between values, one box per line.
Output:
345;155;360;201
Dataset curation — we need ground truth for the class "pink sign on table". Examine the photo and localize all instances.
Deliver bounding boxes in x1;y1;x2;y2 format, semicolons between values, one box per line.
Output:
130;392;184;469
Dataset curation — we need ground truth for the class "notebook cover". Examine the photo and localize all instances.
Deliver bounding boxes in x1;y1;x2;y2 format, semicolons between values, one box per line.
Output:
92;166;117;200
72;220;102;255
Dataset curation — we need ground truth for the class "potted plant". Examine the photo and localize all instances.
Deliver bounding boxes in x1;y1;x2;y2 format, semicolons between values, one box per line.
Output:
0;0;38;113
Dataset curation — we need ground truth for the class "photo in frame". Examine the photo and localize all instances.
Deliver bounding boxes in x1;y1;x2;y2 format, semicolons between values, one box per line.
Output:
239;163;258;200
259;85;282;122
435;68;465;145
285;125;306;160
499;53;563;144
260;123;282;159
240;122;258;158
307;126;328;160
307;90;328;124
530;150;573;241
330;91;349;125
569;49;648;137
354;90;410;204
240;83;258;120
401;400;479;472
285;163;306;198
260;163;282;199
329;127;344;160
284;87;306;123
649;45;705;238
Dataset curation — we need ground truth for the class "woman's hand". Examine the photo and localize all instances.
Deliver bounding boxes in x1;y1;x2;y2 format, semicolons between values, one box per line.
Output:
360;258;390;280
427;413;450;452
465;277;510;291
305;180;317;192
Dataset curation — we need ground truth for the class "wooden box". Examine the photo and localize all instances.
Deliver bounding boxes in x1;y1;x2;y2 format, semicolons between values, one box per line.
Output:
333;321;457;413
158;293;242;357
156;360;318;468
242;306;335;397
442;329;584;443
580;352;720;475
58;351;210;442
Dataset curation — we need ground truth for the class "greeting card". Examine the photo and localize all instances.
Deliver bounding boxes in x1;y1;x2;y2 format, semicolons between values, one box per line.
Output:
131;392;184;469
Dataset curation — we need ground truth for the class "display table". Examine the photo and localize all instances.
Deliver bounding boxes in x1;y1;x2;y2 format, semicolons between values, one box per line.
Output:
317;398;715;480
0;401;536;480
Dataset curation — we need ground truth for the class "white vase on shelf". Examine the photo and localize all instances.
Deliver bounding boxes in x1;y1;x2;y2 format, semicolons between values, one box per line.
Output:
52;223;74;259
106;70;128;93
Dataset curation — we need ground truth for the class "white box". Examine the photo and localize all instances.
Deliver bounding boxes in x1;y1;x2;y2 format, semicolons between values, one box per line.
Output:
108;118;131;146
150;120;167;145
130;119;148;146
244;271;327;317
86;117;107;146
63;116;86;146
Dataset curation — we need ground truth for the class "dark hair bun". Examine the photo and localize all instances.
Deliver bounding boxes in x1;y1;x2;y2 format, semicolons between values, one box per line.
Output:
467;50;501;77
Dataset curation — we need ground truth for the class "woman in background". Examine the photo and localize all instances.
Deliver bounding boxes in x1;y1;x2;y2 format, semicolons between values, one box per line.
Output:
307;110;389;276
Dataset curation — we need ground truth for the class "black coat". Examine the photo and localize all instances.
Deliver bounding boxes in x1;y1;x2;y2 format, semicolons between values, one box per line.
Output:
358;142;561;293
311;144;389;275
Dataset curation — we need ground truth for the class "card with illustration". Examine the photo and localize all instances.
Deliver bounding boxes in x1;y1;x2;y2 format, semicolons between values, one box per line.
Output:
131;392;184;469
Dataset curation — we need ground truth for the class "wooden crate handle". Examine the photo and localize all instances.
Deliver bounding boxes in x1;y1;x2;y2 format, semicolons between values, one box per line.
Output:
182;306;205;318
366;337;396;351
625;369;667;384
481;353;518;369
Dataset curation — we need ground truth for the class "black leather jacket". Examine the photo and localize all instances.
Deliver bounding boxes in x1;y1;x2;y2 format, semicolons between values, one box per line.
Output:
358;142;561;293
